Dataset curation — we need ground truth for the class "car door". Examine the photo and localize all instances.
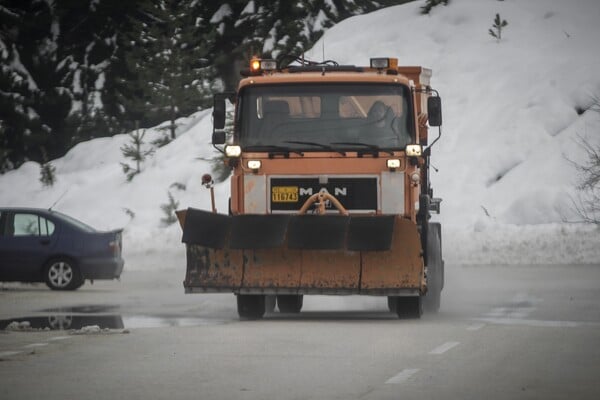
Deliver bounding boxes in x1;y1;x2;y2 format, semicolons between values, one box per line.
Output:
0;211;58;281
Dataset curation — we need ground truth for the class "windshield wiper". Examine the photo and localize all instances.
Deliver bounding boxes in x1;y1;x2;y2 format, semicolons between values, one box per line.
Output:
330;142;394;156
283;140;346;156
244;145;304;157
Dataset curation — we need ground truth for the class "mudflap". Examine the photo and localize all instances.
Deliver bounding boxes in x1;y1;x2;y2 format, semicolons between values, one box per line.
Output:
178;208;424;295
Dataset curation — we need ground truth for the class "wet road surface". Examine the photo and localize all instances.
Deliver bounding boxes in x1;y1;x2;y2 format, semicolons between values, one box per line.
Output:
1;264;600;399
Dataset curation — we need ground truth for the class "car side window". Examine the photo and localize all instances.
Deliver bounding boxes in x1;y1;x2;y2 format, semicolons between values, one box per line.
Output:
12;213;55;237
42;218;56;235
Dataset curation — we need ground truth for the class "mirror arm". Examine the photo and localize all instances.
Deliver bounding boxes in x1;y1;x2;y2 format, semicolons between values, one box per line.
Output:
424;126;442;156
212;142;225;155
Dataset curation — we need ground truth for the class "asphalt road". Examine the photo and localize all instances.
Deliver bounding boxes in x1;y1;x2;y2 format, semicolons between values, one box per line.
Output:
1;264;599;400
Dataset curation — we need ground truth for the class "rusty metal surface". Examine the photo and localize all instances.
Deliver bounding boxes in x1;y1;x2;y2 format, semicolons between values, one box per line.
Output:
242;247;302;289
183;217;424;294
184;245;243;289
300;250;361;290
361;217;424;291
175;209;187;229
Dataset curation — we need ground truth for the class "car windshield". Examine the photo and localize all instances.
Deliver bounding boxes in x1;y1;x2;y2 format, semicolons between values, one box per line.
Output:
238;83;414;151
51;210;96;233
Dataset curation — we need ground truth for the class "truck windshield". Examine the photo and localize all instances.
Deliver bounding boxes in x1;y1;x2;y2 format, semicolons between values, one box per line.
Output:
238;83;414;151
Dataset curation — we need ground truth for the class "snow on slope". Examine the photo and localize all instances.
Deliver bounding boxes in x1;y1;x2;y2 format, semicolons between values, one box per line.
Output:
1;0;599;268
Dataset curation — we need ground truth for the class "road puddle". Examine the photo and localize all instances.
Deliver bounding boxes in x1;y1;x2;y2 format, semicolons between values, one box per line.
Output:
1;304;228;330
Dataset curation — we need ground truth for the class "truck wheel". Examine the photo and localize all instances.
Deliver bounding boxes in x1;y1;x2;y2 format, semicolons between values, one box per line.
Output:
277;295;303;313
387;296;398;313
237;294;266;320
265;295;277;313
395;296;423;319
423;223;443;313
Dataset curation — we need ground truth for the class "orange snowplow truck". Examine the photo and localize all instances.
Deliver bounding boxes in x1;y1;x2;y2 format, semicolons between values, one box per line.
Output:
177;57;443;319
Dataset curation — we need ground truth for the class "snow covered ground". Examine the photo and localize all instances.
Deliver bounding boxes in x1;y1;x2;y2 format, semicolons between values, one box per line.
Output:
1;0;599;268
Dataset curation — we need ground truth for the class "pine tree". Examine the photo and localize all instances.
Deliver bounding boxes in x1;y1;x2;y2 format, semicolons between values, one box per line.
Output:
421;0;450;15
120;126;154;181
120;0;214;138
39;162;56;187
489;13;508;42
0;0;144;170
160;190;180;225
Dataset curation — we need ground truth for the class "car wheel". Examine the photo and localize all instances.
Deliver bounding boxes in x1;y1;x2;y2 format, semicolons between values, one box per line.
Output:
44;258;84;291
48;315;73;330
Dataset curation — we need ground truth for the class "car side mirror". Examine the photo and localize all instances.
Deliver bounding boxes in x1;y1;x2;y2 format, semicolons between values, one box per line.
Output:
427;96;442;127
213;98;226;130
212;130;226;145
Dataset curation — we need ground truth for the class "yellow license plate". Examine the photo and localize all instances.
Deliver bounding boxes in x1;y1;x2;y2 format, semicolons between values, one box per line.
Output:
272;186;299;202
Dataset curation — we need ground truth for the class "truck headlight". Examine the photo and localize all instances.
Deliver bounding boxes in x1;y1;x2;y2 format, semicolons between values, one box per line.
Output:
247;160;261;171
225;145;242;158
406;144;422;157
386;159;401;169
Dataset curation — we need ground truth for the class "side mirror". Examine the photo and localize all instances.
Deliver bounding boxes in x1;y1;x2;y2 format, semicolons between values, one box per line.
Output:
212;130;226;145
213;98;226;130
427;96;442;127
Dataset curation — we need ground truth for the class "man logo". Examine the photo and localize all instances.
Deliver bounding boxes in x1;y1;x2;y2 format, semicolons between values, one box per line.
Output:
299;187;348;196
334;187;347;196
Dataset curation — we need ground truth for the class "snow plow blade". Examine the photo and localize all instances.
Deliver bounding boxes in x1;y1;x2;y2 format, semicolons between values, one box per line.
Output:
177;208;424;295
179;208;395;251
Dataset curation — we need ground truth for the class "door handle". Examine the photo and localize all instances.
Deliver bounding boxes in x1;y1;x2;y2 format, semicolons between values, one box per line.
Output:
40;239;51;245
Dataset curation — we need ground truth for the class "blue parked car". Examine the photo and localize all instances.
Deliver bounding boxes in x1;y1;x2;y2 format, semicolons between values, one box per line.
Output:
0;208;124;290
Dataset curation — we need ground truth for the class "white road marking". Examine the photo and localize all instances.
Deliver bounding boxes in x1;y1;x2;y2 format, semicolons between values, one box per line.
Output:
476;317;583;328
24;342;49;348
429;341;460;355
385;368;420;384
484;306;536;319
0;351;23;357
48;336;71;341
467;323;486;331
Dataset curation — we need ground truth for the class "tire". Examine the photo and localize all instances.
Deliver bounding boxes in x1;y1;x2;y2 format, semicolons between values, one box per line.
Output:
237;294;266;320
48;315;73;330
265;295;277;313
423;223;443;313
395;296;423;319
387;296;398;313
277;295;303;313
44;258;83;291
